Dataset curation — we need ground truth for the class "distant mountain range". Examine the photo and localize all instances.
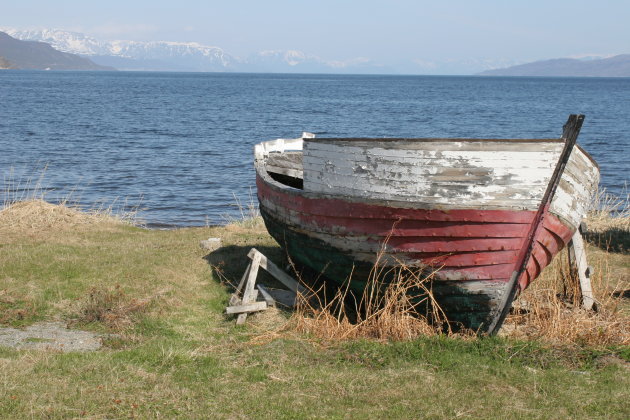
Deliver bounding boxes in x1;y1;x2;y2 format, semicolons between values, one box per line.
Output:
0;28;383;73
478;55;630;77
1;27;520;74
0;31;112;70
2;27;629;76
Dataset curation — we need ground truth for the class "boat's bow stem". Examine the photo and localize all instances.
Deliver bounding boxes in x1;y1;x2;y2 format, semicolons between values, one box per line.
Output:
486;114;585;335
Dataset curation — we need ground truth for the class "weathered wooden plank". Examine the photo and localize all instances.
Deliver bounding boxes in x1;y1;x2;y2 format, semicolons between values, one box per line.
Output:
267;151;302;168
305;167;551;189
304;147;562;167
266;165;303;179
305;139;563;152
568;229;595;310
236;252;262;325
550;146;600;230
301;179;545;209
226;301;268;314
230;262;252;306
243;253;261;303
256;285;277;307
307;137;561;144
303;160;556;180
266;151;304;178
247;248;306;294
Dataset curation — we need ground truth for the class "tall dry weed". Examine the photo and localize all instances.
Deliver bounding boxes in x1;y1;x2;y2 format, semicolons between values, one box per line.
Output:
289;235;456;341
2;163;49;208
587;184;629;231
584;184;629;253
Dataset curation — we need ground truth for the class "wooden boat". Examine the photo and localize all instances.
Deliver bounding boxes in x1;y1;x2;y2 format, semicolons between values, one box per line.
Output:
254;115;599;333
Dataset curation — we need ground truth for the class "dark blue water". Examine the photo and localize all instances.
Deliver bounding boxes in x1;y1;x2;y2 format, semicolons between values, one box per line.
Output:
1;71;628;226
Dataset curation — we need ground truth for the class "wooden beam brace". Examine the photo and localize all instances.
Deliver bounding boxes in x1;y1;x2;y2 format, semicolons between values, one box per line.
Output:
236;252;262;325
230;262;251;306
226;301;268;314
568;229;595;311
247;248;306;294
257;285;277;307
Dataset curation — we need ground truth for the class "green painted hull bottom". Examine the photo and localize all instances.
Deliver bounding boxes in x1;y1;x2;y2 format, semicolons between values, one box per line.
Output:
261;210;499;331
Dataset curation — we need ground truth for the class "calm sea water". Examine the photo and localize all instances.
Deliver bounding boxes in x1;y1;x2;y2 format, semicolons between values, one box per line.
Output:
1;71;628;226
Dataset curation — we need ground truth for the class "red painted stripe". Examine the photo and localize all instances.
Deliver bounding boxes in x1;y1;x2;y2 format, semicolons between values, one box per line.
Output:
517;212;573;290
373;236;524;253
408;250;519;267
288;215;530;238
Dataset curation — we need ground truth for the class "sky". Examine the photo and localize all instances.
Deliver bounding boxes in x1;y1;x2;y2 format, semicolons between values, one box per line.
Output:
2;0;629;72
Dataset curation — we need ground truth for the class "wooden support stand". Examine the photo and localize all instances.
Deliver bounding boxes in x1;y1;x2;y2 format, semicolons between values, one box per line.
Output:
567;223;595;311
225;248;302;324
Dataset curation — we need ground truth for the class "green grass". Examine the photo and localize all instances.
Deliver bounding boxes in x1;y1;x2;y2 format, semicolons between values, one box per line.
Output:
0;202;628;419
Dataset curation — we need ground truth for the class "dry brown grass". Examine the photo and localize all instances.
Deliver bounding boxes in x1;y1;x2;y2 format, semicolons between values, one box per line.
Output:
0;200;127;243
289;242;456;341
587;185;630;233
0;290;37;325
504;255;629;346
504;189;630;346
584;185;629;253
69;284;167;331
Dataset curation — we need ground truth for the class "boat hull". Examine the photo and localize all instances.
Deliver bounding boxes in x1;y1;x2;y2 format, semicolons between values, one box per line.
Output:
257;170;574;331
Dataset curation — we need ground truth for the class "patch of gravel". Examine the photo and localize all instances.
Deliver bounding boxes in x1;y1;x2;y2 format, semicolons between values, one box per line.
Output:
0;321;106;352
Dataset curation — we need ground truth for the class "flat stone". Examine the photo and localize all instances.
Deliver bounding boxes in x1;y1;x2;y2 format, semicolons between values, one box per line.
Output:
200;237;222;251
0;322;105;352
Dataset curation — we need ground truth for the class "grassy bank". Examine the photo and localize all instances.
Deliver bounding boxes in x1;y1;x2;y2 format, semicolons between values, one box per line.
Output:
0;200;628;419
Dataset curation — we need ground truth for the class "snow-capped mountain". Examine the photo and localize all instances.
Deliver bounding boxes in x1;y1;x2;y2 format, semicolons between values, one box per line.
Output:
1;28;236;71
3;27;501;74
1;28;110;55
1;28;393;73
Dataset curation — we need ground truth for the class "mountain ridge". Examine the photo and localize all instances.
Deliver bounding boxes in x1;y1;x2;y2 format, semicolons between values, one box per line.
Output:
1;28;367;73
0;31;114;70
478;55;630;77
2;28;516;74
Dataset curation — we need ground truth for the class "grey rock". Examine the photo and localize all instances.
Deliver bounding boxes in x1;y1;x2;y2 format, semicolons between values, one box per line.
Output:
200;237;222;251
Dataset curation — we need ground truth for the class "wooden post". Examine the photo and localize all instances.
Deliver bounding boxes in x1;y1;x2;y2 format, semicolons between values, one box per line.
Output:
236;252;263;325
568;228;595;311
230;262;251;306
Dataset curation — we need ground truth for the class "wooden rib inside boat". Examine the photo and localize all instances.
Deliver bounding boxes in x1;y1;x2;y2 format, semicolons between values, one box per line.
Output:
254;115;600;333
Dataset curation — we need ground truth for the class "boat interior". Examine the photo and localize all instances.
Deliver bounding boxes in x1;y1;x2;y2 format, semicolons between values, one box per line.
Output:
265;151;304;190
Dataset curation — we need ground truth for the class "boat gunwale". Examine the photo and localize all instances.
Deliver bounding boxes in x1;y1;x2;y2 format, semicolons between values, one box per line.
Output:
307;137;563;143
303;137;599;169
